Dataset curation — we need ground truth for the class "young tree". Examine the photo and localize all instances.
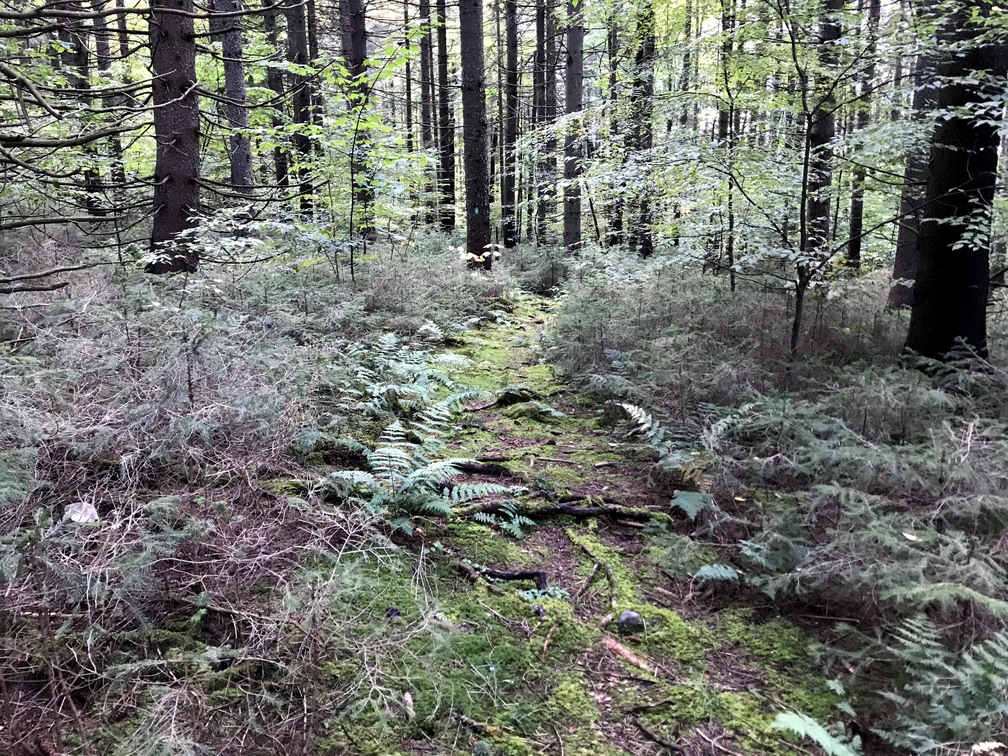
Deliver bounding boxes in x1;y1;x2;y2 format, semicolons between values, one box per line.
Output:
459;0;491;268
148;0;202;273
905;2;1007;359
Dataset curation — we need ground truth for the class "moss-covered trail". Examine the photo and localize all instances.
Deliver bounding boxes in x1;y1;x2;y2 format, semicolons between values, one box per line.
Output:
339;294;835;756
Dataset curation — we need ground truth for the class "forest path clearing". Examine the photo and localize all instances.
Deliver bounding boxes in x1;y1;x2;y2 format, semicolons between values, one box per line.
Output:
381;293;835;756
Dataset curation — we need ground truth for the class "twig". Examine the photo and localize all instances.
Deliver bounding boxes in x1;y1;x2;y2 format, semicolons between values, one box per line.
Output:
634;719;684;753
572;563;601;604
623;698;674;714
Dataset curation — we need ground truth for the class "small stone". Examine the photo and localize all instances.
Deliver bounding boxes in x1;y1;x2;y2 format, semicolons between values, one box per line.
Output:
618;610;645;635
531;604;545;618
385;606;403;623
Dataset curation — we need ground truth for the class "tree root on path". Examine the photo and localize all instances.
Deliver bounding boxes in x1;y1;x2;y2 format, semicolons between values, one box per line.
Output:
455;499;653;523
634;719;684;753
456;562;548;591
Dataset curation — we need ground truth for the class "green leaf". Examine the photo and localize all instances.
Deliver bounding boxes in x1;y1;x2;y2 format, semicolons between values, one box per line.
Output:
772;712;861;756
670;491;712;521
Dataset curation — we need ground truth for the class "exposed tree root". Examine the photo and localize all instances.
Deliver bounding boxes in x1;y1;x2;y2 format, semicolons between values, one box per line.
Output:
456;562;548;591
455;499;653;523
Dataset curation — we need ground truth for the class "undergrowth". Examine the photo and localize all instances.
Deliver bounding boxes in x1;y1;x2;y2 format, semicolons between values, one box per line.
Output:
0;237;519;754
551;255;1008;753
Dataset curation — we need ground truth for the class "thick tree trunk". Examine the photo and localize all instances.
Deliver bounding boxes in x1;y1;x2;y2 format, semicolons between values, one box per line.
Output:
436;0;456;230
501;0;518;247
148;0;201;273
210;0;253;194
562;0;583;253
285;0;312;212
905;6;1006;360
459;0;491;268
845;0;879;269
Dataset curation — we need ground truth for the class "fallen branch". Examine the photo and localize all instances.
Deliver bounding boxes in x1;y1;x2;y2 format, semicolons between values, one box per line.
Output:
572;562;601;604
0;280;69;294
602;636;656;675
623;698;675;714
456;562;547;591
456;711;503;737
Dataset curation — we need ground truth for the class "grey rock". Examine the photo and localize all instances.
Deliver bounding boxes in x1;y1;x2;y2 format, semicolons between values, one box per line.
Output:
618;610;645;635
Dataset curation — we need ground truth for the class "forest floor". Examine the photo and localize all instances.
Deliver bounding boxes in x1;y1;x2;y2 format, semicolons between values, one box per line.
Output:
342;293;836;756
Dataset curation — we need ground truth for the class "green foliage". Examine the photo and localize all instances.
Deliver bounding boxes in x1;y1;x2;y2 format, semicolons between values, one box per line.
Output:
876;616;1008;754
772;711;862;756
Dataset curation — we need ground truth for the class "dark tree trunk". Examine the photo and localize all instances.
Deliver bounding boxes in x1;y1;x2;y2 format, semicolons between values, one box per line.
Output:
59;7;102;214
563;0;583;253
805;0;842;261
403;0;414;152
887;1;940;308
436;0;456;230
285;0;312;212
148;0;201;273
605;12;622;246
210;0;254;194
459;0;491;268
845;0;879;269
262;1;289;188
536;0;557;238
631;0;656;258
679;0;692;127
91;0;128;196
306;0;322;128
501;0;518;247
340;0;374;237
905;5;1007;360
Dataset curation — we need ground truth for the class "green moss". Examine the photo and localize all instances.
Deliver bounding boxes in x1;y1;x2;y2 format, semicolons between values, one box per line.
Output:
628;605;714;667
717;608;813;667
547;672;598;726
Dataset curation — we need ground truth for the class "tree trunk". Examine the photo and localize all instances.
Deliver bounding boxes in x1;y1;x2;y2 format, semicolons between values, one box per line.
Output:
536;0;557;239
905;5;1006;360
90;0;127;196
459;0;491;268
562;0;583;253
631;0;656;258
887;1;940;308
403;0;414;153
804;0;842;262
436;0;456;230
679;0;692;128
285;0;312;213
211;0;254;194
262;1;289;188
59;7;103;214
605;12;622;246
148;0;201;273
845;0;879;269
501;0;518;248
341;0;374;237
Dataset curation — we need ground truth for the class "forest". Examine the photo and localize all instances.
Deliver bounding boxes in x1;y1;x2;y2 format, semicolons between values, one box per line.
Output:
0;0;1006;752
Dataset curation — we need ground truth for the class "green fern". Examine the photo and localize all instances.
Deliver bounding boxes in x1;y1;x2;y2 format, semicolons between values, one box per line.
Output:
877;616;1008;753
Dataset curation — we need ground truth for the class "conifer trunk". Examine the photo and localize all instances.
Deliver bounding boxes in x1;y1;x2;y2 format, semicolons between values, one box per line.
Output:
459;0;491;268
148;0;201;273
